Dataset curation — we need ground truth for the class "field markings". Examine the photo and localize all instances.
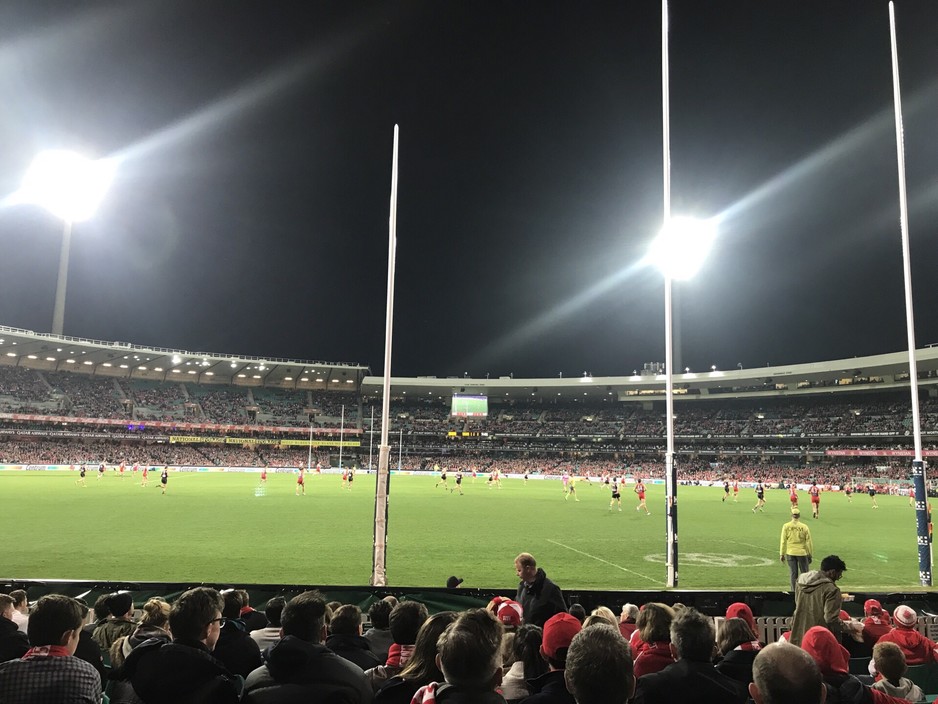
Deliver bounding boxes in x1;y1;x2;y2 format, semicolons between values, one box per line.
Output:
546;539;667;586
727;539;777;556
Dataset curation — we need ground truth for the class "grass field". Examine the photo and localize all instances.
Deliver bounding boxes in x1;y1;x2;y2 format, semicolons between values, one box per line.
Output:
1;470;931;592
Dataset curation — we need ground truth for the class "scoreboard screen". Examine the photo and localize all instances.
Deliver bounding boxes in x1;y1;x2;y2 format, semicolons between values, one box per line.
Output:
450;394;488;418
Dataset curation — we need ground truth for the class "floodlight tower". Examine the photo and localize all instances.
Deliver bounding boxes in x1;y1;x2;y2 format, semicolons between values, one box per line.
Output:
18;150;115;336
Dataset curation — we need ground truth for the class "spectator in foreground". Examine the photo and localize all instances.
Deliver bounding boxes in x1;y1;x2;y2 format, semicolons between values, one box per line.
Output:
876;605;938;664
748;642;825;704
373;611;458;704
213;589;262;678
725;602;759;641
411;608;505;704
501;623;547;702
92;591;136;652
564;623;634;704
0;594;29;663
8;590;28;634
789;555;848;646
108;597;172;703
523;612;582;704
713;617;761;686
242;590;371;704
633;608;747;704
250;596;286;653
514;553;567;627
365;600;429;692
122;586;240;704
364;599;395;664
871;641;925;702
237;590;268;632
326;604;381;670
800;625;908;704
0;594;102;704
631;603;675;678
862;599;891;648
618;604;638;640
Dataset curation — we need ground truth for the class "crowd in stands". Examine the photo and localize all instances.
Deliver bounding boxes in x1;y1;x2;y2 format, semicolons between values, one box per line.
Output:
4;551;937;703
45;371;129;419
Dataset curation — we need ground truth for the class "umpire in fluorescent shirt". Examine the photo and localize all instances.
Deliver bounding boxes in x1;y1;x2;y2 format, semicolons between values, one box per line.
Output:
780;507;813;592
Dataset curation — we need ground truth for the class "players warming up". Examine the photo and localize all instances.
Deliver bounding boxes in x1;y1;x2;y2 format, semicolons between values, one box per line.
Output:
296;466;305;495
435;467;449;489
868;483;878;508
809;481;821;518
753;481;766;512
634;479;650;514
160;466;169;494
609;476;622;511
722;479;730;502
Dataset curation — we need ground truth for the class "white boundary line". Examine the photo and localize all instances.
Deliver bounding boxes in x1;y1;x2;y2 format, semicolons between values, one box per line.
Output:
547;539;667;586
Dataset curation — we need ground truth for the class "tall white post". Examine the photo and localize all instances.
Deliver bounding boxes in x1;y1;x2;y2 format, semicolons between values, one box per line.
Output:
888;2;930;585
398;426;403;470
372;125;399;587
368;405;375;469
51;220;73;336
338;404;345;470
662;0;678;588
306;421;313;471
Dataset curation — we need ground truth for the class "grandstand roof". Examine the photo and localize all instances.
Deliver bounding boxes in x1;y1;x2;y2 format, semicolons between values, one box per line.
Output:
362;347;938;401
0;325;368;390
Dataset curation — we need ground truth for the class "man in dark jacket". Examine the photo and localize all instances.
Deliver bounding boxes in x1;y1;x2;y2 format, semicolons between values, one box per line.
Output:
514;553;566;628
522;612;581;704
633;608;748;704
0;595;28;663
213;590;262;678
242;590;372;704
327;605;381;671
122;587;241;704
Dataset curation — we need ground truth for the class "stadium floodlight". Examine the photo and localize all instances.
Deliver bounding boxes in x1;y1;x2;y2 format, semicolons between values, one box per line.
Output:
15;150;116;336
647;216;716;280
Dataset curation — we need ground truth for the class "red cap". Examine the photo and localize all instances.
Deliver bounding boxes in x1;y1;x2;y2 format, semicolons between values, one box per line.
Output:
540;613;582;660
864;599;883;617
496;600;523;627
725;603;756;634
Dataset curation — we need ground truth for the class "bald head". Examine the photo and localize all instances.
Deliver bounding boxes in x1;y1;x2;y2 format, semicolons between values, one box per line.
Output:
750;643;826;704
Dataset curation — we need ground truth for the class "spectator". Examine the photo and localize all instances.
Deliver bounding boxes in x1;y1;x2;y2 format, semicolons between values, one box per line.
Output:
713;617;761;686
876;605;938;665
564;624;634;704
800;625;908;704
122;586;240;704
748;642;825;704
366;600;429;692
724;603;758;641
862;599;891;648
410;608;504;704
568;605;586;624
364;599;395;664
618;604;638;640
374;611;458;704
213;589;263;679
0;594;102;704
237;590;269;632
92;591;136;653
514;553;567;628
250;596;286;652
522;612;581;704
501;624;547;703
871;641;925;702
8;591;28;635
789;555;848;646
109;598;171;704
587;607;617;628
632;608;747;704
242;590;371;704
631;603;675;678
0;594;28;663
326;604;381;671
84;595;110;638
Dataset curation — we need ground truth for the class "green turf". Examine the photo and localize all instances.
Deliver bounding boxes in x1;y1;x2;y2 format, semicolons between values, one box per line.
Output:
0;470;932;591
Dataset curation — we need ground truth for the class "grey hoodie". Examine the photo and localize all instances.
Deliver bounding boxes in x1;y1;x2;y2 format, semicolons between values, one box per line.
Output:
790;570;842;646
872;676;924;702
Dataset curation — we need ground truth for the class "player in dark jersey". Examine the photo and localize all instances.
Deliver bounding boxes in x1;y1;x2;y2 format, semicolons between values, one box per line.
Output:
752;481;766;513
722;480;730;502
844;483;852;502
435;468;449;490
868;483;878;509
98;462;106;480
453;471;464;495
609;477;622;511
76;466;86;487
347;467;355;491
160;466;169;495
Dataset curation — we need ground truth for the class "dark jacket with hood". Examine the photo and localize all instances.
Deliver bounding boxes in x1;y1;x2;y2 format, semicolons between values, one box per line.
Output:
242;634;372;704
515;569;566;628
326;633;381;671
520;669;575;704
632;658;749;704
0;616;28;663
213;619;263;678
120;636;241;704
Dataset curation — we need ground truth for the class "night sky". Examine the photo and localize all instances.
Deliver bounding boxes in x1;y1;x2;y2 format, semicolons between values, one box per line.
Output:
0;1;936;379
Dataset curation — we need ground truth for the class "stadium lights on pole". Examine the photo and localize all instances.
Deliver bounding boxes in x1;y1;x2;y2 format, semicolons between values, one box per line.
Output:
16;150;116;336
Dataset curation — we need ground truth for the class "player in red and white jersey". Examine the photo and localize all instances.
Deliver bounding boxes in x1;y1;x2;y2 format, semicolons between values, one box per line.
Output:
119;461;126;478
733;480;739;502
260;465;268;483
296;466;306;496
141;465;149;487
341;467;349;488
316;461;322;474
788;482;798;508
809;481;821;518
634;480;650;515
